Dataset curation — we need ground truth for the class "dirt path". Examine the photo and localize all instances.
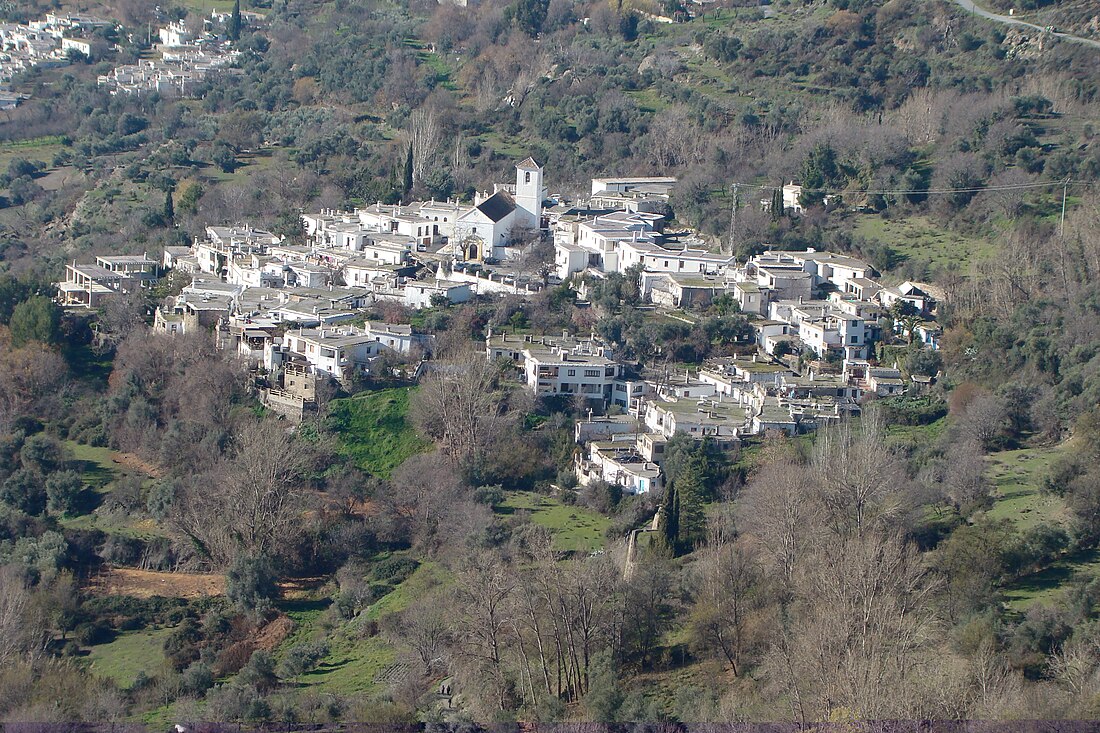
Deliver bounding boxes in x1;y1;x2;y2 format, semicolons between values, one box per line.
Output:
88;567;224;598
110;451;163;478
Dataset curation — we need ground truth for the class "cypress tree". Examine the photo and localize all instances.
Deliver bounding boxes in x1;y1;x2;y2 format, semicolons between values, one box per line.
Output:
403;144;414;196
229;0;242;41
659;485;679;554
675;454;707;551
771;188;783;220
164;187;174;224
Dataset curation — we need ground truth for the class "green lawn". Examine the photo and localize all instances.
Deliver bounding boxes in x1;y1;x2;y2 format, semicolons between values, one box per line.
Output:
981;442;1100;612
65;442;121;491
59;441;164;536
854;214;996;276
499;491;610;552
0;136;65;171
1003;548;1100;612
365;561;449;620
327;387;429;478
984;444;1070;532
275;563;448;696
86;627;172;688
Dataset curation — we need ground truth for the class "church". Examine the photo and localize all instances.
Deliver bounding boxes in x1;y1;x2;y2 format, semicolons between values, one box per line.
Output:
451;157;545;262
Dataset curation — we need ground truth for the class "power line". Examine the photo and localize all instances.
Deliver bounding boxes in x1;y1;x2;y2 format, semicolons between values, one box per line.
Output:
733;179;1095;197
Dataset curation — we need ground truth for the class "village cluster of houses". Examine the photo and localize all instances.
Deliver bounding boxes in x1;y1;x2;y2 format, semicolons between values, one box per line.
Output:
97;16;246;97
55;156;944;467
486;324;928;494
0;13;112;104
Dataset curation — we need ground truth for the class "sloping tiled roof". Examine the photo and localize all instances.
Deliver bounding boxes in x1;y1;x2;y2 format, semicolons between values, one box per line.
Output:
476;191;516;223
516;157;541;169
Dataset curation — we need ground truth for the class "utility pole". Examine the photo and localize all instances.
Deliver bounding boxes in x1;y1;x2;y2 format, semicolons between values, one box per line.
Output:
726;183;739;256
1060;177;1070;238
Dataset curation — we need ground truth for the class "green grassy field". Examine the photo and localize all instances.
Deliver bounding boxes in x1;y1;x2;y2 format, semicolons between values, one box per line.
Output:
60;441;164;536
365;561;449;620
65;442;122;491
1003;548;1100;612
499;491;610;552
0;136;65;171
327;387;429;478
275;563;448;696
984;444;1070;532
855;215;996;276
86;627;172;688
981;441;1100;610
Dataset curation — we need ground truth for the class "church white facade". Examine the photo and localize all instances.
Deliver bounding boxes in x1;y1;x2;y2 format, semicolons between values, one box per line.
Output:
452;157;545;261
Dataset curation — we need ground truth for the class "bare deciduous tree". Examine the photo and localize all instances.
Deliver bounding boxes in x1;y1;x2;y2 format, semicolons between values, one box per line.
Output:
766;532;941;720
688;523;774;677
406;107;442;184
410;349;517;470
811;412;904;537
174;419;311;565
0;566;42;665
738;457;818;587
450;550;517;712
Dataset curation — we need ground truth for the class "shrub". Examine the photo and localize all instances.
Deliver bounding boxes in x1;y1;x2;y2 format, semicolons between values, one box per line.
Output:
237;649;278;692
180;661;214;695
473;484;505;506
74;619;113;646
226;554;277;615
45;470;83;516
277;640;329;678
370;555;418;584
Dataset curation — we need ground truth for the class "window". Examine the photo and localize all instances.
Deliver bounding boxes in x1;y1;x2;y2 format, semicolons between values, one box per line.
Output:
616;384;627;392
567;369;576;376
524;171;531;184
584;369;600;377
321;347;336;358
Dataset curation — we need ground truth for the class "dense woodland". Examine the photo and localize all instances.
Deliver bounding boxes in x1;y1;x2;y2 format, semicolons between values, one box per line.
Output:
1;0;1100;724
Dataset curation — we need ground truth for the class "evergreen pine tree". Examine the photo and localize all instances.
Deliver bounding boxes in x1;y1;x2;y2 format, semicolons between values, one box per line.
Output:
229;0;242;41
403;144;414;196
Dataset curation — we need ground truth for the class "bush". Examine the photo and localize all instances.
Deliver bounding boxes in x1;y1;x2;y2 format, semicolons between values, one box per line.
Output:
473;484;505;506
226;554;277;614
180;661;214;695
277;640;329;678
205;683;271;722
878;396;947;426
556;470;578;490
1;469;47;515
45;470;83;516
74;619;113;645
371;555;418;584
237;649;278;691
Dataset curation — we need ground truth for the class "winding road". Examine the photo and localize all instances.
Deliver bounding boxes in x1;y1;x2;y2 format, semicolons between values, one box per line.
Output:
952;0;1100;50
